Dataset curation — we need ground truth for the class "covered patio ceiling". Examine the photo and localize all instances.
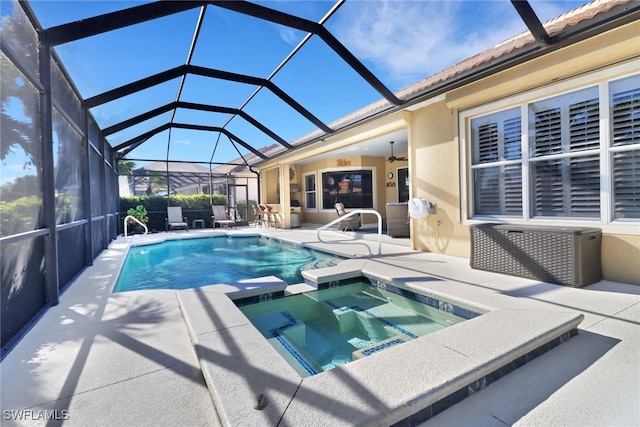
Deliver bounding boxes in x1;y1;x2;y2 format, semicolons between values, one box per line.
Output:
18;0;640;169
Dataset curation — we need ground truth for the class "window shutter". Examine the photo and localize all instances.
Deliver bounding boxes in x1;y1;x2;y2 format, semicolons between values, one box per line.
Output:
533;159;563;216
569;155;600;217
612;87;640;147
569;98;600;151
533;107;561;156
611;85;640;219
504;117;522;160
613;150;640;219
476;123;498;163
472;110;523;216
530;91;601;218
504;164;523;215
474;167;500;214
533;152;600;219
567;96;601;217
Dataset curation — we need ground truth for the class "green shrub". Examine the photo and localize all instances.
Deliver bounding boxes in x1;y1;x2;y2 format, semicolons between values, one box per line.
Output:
126;204;148;225
0;197;43;237
237;199;258;222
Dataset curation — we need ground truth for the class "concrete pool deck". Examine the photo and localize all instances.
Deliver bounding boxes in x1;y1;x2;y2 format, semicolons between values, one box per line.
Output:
1;226;638;426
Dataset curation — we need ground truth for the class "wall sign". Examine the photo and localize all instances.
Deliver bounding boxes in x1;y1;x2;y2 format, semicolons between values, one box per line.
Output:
337;159;351;167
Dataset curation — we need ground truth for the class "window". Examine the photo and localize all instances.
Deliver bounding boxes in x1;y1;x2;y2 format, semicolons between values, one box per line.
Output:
471;108;522;216
610;75;640;220
398;167;409;202
304;173;316;210
321;170;373;210
529;87;600;218
467;73;640;224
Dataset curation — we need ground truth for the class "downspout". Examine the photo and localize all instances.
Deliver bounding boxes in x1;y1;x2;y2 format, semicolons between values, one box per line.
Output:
249;166;261;203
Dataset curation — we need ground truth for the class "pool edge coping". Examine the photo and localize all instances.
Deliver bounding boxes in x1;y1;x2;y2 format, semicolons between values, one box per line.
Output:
177;275;584;427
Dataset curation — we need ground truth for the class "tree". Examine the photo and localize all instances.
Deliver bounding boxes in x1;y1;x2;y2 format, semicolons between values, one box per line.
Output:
1;1;44;235
0;1;41;174
118;160;136;175
0;175;40;202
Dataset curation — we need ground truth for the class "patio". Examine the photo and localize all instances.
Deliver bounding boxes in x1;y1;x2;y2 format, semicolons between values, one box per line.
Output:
1;227;638;426
1;1;639;424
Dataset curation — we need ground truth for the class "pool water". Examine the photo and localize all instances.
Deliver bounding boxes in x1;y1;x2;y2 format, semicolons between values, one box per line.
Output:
114;236;342;292
237;281;466;377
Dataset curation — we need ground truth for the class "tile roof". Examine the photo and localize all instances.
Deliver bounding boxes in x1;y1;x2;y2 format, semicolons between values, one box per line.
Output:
284;0;633;151
205;0;632;170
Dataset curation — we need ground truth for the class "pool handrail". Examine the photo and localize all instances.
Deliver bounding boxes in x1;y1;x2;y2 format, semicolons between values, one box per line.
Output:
124;215;148;239
317;209;382;255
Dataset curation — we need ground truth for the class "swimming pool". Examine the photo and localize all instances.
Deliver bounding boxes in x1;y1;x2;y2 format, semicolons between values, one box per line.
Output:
114;236;342;292
237;280;467;377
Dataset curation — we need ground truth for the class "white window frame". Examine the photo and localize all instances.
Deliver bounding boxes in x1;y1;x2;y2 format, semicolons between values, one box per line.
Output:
459;63;639;235
302;172;317;212
318;167;377;212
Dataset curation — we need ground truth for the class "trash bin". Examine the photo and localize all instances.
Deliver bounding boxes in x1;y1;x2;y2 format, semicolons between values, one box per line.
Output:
290;212;301;228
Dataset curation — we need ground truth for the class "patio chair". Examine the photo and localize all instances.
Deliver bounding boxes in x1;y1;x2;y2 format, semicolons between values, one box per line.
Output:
252;205;266;228
166;206;188;232
258;204;278;228
335;202;360;232
211;205;236;229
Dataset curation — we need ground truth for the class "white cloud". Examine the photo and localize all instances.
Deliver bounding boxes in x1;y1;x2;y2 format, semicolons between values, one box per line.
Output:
0;163;36;185
175;139;191;145
277;26;304;46
331;0;529;87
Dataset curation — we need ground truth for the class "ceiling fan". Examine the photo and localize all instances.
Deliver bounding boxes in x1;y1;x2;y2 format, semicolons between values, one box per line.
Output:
387;141;407;163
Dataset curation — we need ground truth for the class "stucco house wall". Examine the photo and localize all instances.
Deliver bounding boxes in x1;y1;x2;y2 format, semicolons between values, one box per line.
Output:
256;20;639;284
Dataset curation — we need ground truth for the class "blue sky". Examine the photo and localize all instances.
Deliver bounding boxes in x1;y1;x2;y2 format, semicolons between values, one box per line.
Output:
2;0;588;182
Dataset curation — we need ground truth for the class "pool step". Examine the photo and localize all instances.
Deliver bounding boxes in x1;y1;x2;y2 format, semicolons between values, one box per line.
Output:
284;282;316;296
352;335;411;360
271;324;324;377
